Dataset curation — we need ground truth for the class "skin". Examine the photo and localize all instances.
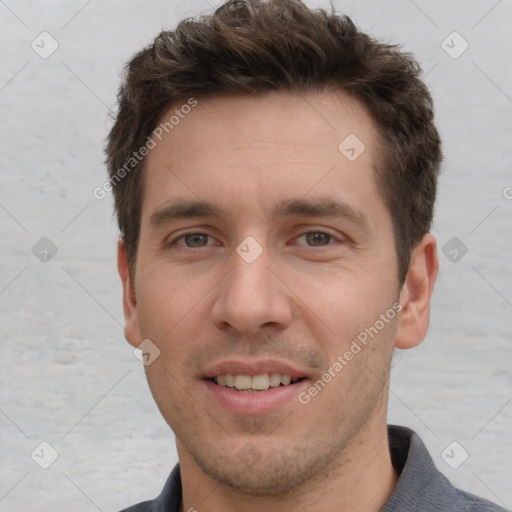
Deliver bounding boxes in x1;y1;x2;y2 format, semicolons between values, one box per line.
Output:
118;90;438;512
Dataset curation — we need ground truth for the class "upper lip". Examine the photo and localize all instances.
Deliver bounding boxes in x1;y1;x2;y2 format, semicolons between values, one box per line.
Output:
201;360;311;380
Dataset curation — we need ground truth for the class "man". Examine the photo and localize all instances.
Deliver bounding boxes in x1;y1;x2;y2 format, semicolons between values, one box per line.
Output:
105;1;507;511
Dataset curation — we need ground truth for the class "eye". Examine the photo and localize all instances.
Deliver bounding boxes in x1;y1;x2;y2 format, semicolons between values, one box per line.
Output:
295;231;336;247
171;233;216;248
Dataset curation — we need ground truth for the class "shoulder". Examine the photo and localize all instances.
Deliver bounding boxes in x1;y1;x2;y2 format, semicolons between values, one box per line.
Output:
385;425;509;512
117;463;182;512
118;502;154;512
451;487;509;512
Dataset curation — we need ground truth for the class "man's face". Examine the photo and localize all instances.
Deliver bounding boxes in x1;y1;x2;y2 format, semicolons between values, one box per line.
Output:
126;90;402;494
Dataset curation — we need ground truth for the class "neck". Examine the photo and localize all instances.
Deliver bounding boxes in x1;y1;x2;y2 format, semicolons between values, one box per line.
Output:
178;419;398;512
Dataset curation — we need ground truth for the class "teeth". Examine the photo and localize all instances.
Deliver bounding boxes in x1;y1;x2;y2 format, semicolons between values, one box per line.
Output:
234;375;252;390
251;374;269;390
213;373;300;391
269;373;281;387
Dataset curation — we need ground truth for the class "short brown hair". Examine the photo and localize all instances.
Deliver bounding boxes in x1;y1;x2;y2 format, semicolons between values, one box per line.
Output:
105;0;442;283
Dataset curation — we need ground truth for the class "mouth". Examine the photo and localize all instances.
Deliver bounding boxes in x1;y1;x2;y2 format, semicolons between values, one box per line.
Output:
201;362;311;414
209;373;306;392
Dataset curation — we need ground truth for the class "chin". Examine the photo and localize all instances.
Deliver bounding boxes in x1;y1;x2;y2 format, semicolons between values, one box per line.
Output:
188;440;344;497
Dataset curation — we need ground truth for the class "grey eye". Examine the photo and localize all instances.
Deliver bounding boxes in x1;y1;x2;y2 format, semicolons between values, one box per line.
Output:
183;233;210;247
305;232;331;246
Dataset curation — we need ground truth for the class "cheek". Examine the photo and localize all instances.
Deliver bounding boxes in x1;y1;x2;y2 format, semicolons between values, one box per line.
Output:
144;359;198;436
135;265;222;388
136;262;207;339
293;264;396;340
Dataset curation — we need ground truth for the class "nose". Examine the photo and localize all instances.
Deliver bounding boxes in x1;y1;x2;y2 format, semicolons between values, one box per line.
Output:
211;248;293;335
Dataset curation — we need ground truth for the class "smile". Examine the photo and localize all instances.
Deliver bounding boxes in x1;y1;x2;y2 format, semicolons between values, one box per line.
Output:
204;376;309;415
212;373;304;392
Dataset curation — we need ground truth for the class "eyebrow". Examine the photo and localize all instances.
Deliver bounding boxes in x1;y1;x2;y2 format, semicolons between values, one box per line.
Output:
149;197;371;232
149;199;225;226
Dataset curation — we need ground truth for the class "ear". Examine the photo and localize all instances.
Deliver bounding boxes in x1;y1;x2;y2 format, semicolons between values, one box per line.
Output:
395;233;438;349
117;239;142;348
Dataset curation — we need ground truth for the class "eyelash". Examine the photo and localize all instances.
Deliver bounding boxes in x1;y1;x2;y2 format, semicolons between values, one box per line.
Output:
167;230;340;249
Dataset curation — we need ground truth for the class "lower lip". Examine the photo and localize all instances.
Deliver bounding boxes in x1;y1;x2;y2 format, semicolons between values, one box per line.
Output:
203;379;309;415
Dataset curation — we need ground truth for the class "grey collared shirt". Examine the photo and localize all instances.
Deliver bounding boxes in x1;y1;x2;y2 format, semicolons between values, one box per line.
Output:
120;425;508;512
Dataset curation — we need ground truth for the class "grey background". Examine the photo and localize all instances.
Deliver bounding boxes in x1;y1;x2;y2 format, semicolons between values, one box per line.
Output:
0;0;511;510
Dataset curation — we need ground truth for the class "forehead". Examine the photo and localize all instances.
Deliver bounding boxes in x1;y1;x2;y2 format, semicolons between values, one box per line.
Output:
141;89;384;224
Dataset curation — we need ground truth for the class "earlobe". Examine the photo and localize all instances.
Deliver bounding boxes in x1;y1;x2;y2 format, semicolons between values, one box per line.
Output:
395;234;439;350
117;239;142;348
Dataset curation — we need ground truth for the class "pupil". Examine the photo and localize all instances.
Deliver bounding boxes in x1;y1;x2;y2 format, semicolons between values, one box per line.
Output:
186;234;208;247
306;232;330;246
